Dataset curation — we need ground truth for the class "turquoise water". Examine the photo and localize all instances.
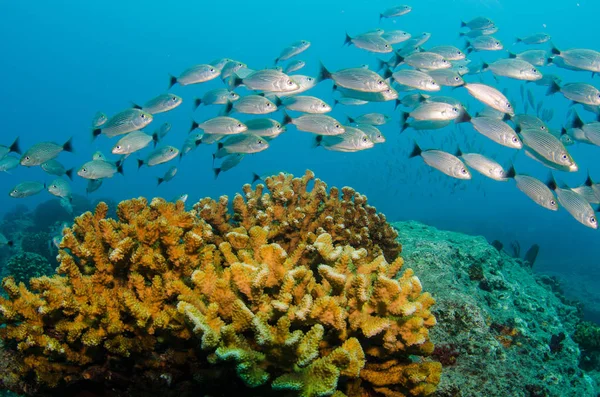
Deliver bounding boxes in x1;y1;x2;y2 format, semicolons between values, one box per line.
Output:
0;1;599;310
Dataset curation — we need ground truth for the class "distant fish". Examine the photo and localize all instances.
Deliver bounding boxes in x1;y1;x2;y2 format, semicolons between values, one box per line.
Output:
282;96;331;114
157;166;177;186
460;16;495;31
152;122;172;147
284;60;305;74
169;64;220;88
314;126;374;152
9;181;45;198
0;233;13;247
93;109;153;139
172;194;189;203
381;30;412;45
91;112;108;128
47;178;72;199
194;89;240;109
0;137;21;158
491;240;503;252
214;134;269;158
409;144;471;179
403;102;469;122
466;36;503;53
523;244;540;267
78;160;124;180
547;175;598;229
0;156;19;173
428;45;466;61
275;40;310;64
379;4;411;21
20;138;74;167
213;153;245;179
138;146;179;168
344;32;392;54
41;159;73;180
283;113;345;135
180;132;203;159
347;113;390;126
515;33;551;45
132;93;182;115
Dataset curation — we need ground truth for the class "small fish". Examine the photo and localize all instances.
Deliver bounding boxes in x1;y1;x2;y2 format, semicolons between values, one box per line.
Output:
92;112;108;128
405;103;468;122
482;59;542;81
112;131;154;155
520;129;577;172
282;96;331;114
511;114;548;133
508;50;548;66
381;30;411;45
409;144;471;180
0;156;19;173
428;46;466;61
460;153;513;181
399;32;431;51
380;4;412;21
180;133;203;158
213;154;245;178
344;32;392;54
172;193;189;203
86;178;103;194
41;159;73;180
157;166;177;186
550;46;600;74
347;113;390;126
152;122;172;146
9;181;45;198
0;137;21;158
191;117;247;135
283;113;345;135
334;85;398;102
547;176;598;229
334;98;369;106
0;233;13;247
132;93;182;115
467;36;503;52
508;171;558;211
209;58;234;71
392;70;440;91
284;60;305;74
398;93;427;108
138;146;179;168
92;151;107;161
60;197;73;214
460;16;495;31
220;61;247;80
567;113;600;147
477;107;507;120
245;118;286;138
275;40;310;63
547;82;600;106
318;64;390;93
459;26;498;38
356;124;385;143
169;64;220;88
194;89;240;109
93;109;153;139
427;69;465;87
470;117;522;148
214;134;269;157
571;185;600;205
47;178;71;199
464;83;514;115
314;126;374;152
226;95;279;115
21;138;74;167
516;33;551;45
398;52;451;70
231;69;298;92
401;119;452;132
78;160;124;179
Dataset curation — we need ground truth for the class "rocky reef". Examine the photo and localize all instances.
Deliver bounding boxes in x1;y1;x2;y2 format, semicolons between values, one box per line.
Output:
0;171;440;397
393;221;597;397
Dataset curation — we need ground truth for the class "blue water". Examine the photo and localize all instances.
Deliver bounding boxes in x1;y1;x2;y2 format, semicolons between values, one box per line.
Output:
0;0;599;304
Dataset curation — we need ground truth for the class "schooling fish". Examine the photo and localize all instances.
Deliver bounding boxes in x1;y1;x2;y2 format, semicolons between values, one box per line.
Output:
132;93;182;115
112;131;154;155
469;117;522;148
506;169;558;211
93;109;153;139
318;64;391;93
169;64;220;88
0;156;19;173
347;113;390;126
245;118;286;138
0;138;21;158
275;40;310;64
214;134;269;157
392;70;440;91
382;30;412;45
138;146;179;168
314;126;374;152
157;166;177;186
409;144;471;180
9;181;45;198
231;69;299;92
47;178;71;199
344;32;393;54
78;160;124;179
508;49;548;66
191;117;247;135
547;175;598;229
284;60;306;74
482;59;542;81
91;112;108;128
464;83;514;115
213;153;245;179
379;4;412;21
515;33;551;45
546;82;600;106
283;113;345;135
460;153;513;181
86;178;103;194
282;96;331;114
41;159;73;180
21;138;74;167
194;89;240;109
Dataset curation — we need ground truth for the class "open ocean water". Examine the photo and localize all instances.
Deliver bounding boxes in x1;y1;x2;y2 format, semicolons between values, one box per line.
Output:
1;0;600;395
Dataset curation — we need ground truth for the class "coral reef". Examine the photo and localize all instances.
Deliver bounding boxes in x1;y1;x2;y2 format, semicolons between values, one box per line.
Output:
20;231;55;264
0;171;439;396
3;252;55;287
393;221;597;397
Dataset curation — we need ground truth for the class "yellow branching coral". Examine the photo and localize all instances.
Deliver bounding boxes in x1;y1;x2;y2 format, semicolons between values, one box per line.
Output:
0;171;439;397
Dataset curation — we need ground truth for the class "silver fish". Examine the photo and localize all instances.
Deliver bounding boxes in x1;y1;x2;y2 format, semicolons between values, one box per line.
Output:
191;117;247;135
213;153;245;178
284;60;305;74
282;96;331;114
245;118;286;138
78;160;123;179
470;117;522;148
215;134;269;157
571;186;600;205
9;181;45;198
347;113;390;125
467;36;503;52
410;144;471;180
464;83;514;115
428;46;466;61
92;112;108;128
483;59;542;81
92;151;107;161
511;114;548;133
547;82;600;106
0;138;21;159
157;166;177;186
427;69;464;87
194;89;240;109
548;178;598;229
551;46;600;73
460;153;512;181
169;64;220;88
21;138;73;167
93;109;153;139
112;131;154;155
380;5;411;20
357;124;385;143
284;114;345;135
209;58;234;72
344;32;392;53
516;33;551;45
152;122;172;145
334;97;369;106
133;93;182;114
511;174;558;211
461;17;495;30
318;64;390;93
232;69;298;92
275;40;310;63
41;159;73;179
401;119;452;132
221;61;247;80
381;30;411;45
138;146;179;167
315;126;374;152
399;52;451;70
407;102;466;121
520;129;577;172
0;156;19;173
509;49;548;66
227;95;278;115
334;85;398;102
180;133;203;158
459;26;498;38
47;178;71;199
392;70;440;91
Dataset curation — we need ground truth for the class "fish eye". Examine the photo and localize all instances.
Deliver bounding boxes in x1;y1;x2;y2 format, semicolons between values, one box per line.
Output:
141;114;146;119
307;77;313;81
25;156;30;160
172;96;178;101
561;154;568;160
385;44;390;48
550;200;556;206
531;69;537;73
287;80;294;85
377;80;384;85
258;139;264;144
335;124;340;128
442;59;448;64
116;145;121;149
452;107;458;112
512;136;519;143
266;103;272;107
457;51;462;55
591;216;597;224
82;168;87;172
454;77;460;81
461;168;467;174
210;68;215;72
238;123;243;128
541;126;546;130
170;148;175;152
507;103;512;108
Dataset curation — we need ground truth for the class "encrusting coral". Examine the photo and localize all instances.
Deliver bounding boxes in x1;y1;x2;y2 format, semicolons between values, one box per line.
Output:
0;170;439;396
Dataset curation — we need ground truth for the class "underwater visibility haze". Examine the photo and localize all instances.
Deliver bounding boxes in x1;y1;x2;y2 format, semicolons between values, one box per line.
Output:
0;0;600;395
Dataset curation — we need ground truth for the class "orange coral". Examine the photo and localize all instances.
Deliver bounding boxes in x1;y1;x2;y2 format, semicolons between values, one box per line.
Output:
0;171;439;397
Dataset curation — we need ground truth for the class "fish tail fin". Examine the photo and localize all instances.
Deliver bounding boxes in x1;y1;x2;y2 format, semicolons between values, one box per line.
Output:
514;125;522;133
65;168;74;181
313;135;324;148
282;112;293;126
399;111;409;132
545;172;558;191
63;137;74;153
137;159;144;169
569;112;584;129
343;32;353;47
408;142;422;158
505;164;516;179
346;115;355;124
6;240;13;247
379;13;383;23
223;101;234;115
230;74;243;89
460;21;467;28
131;102;142;110
92;129;101;140
515;37;522;44
9;137;21;155
116;159;125;175
546;57;554;65
381;67;393;79
546;81;561;96
333;99;339;108
502;113;512;122
376;58;387;71
550;44;561;55
560;127;568;136
481;61;490;71
456;111;471;124
217;142;224;151
465;46;474;55
508;52;517;59
213;168;222;179
317;62;332;82
189;120;199;133
455;147;463;157
584;170;594;187
272;96;282;107
157;177;164;186
193;97;202;111
394;99;401;110
168;74;178;89
458;32;465;38
251;172;262;183
393;53;404;67
332;84;338;93
152;132;159;147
